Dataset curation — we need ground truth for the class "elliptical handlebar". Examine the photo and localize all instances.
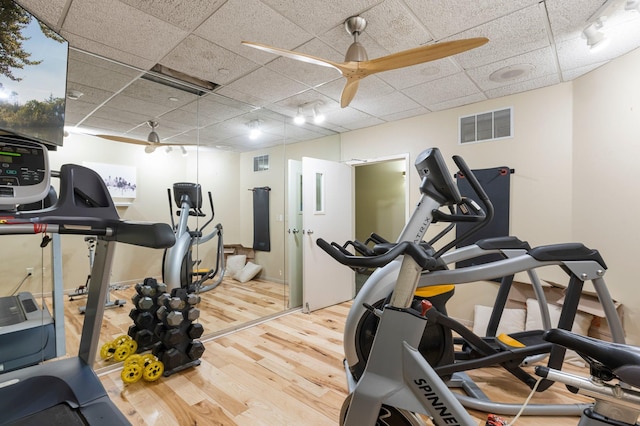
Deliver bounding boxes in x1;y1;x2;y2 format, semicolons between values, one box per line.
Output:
432;154;495;257
316;238;438;270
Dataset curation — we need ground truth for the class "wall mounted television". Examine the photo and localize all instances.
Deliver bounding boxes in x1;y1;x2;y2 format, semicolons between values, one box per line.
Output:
0;0;68;148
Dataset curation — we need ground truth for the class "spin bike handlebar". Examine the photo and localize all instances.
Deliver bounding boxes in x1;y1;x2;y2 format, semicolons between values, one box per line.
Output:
316;238;439;270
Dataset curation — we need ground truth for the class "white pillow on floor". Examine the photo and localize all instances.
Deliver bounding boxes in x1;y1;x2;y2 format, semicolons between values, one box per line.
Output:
234;262;262;283
225;255;246;277
472;305;526;337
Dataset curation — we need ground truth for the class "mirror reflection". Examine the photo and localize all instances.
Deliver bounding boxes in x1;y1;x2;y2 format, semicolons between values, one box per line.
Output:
0;46;340;371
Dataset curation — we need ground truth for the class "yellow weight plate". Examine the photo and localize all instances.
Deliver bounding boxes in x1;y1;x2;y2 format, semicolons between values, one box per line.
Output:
126;338;138;354
124;354;143;367
113;344;131;362
100;342;115;360
121;363;142;384
143;360;164;382
141;353;156;367
112;334;130;346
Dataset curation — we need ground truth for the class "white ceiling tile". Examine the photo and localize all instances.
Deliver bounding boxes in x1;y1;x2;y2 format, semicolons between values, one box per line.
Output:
265;39;344;87
15;0;68;30
361;0;434;52
380;106;430;122
160;35;260;86
545;0;614;43
323;107;378;128
404;0;539;39
119;0;226;31
62;0;187;63
403;73;481;106
467;47;558;91
259;0;385;36
426;93;487;112
444;5;550;69
561;61;607;81
222;67;310;105
484;74;561;99
377;57;461;90
350;91;422;117
61;33;158;71
194;0;313;65
555;12;640;71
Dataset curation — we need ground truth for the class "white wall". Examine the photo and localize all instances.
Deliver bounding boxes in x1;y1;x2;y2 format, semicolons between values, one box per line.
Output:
340;83;575;321
572;47;640;344
0;134;243;296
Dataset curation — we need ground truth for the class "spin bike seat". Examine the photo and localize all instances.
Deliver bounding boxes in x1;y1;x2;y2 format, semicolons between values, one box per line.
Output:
544;329;640;386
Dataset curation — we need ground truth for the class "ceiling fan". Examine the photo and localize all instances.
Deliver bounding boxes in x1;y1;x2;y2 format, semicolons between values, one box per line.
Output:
242;16;488;108
95;120;192;153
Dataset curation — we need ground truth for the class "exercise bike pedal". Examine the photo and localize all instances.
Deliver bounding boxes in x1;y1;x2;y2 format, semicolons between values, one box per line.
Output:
495;330;551;351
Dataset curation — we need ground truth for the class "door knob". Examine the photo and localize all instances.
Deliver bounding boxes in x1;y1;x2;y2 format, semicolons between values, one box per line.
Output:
305;229;314;235
288;228;299;234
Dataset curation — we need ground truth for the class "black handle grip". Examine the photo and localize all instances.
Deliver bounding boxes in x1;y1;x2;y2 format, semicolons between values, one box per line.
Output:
316;238;437;270
453;155;494;224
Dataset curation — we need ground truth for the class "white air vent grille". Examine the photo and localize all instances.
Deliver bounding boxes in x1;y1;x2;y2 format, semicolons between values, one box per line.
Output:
253;155;269;172
459;107;512;144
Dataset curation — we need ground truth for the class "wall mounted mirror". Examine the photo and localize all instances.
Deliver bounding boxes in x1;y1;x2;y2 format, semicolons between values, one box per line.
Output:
4;47;338;371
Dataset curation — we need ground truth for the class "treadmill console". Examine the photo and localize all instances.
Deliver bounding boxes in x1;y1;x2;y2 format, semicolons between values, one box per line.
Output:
0;137;50;209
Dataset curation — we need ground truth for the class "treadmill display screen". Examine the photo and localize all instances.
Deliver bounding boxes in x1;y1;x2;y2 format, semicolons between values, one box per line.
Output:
0;152;20;163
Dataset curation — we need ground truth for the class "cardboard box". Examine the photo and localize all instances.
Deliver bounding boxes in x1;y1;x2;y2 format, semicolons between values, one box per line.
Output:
507;280;623;341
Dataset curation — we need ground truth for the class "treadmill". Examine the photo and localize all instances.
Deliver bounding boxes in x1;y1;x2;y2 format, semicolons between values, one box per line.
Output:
0;136;175;425
0;292;56;373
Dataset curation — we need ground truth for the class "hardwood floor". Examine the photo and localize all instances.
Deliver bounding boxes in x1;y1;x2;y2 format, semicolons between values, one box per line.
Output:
55;277;289;369
97;301;594;426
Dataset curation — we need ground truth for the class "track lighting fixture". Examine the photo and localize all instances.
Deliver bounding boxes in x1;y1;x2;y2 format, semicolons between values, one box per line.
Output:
180;146;188;156
583;19;607;50
294;106;306;125
247;119;262;140
626;0;640;12
313;104;325;124
164;146;173;154
293;101;325;126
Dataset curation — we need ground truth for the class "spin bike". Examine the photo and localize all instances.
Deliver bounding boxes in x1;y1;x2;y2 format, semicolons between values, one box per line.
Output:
70;235;127;313
320;239;640;426
162;182;225;292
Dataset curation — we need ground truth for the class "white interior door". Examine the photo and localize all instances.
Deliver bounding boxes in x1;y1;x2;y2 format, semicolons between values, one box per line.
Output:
287;159;303;308
302;157;354;312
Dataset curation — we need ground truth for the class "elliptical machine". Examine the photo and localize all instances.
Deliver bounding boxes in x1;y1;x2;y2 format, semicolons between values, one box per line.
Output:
162;182;225;292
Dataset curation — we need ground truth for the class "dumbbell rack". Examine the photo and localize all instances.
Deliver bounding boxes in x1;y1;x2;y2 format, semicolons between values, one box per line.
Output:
128;277;205;376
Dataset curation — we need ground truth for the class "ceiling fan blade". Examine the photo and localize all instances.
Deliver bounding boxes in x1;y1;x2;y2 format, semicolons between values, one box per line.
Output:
96;134;152;145
241;41;350;74
340;78;361;108
360;37;489;75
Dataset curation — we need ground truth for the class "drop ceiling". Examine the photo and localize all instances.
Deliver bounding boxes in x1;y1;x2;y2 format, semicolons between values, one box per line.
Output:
15;0;640;151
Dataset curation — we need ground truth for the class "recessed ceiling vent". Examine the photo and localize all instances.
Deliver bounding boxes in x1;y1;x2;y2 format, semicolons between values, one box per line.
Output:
142;64;220;96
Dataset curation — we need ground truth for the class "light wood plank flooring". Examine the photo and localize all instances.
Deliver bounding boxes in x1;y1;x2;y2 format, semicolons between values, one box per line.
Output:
97;301;594;425
55;277;289;369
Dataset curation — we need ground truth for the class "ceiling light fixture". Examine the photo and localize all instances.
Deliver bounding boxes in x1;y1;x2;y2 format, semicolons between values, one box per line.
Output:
313;104;325;124
147;120;160;143
180;146;188;156
165;146;173;154
67;90;84;100
144;145;157;154
626;0;640;12
583;20;607;50
294;106;306;125
247;120;262;140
